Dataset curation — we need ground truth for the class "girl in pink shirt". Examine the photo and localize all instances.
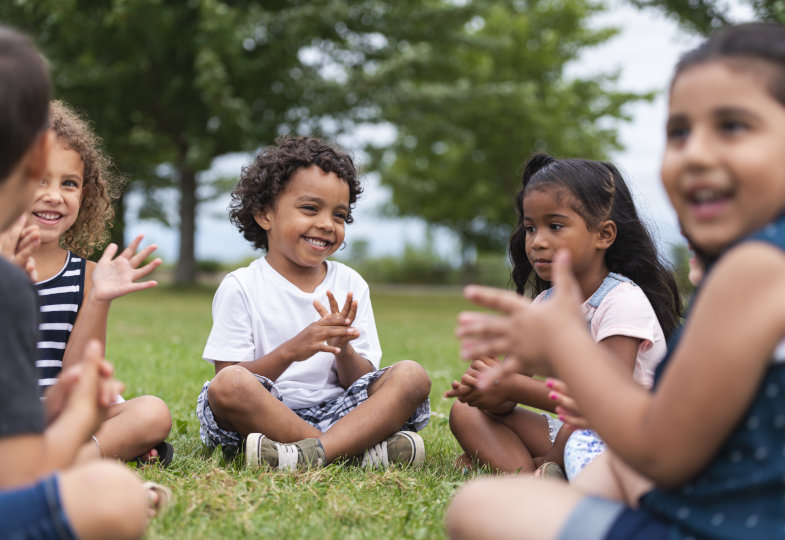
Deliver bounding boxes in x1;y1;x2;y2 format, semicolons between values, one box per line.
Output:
446;153;682;478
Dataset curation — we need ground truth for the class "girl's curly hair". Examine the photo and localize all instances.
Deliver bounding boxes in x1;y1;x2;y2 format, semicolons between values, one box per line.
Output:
230;135;362;251
50;100;122;257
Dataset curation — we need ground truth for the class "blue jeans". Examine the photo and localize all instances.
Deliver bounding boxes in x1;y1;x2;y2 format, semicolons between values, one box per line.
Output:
0;475;77;540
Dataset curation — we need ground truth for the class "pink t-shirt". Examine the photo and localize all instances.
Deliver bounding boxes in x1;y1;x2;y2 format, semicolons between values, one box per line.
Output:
534;281;666;388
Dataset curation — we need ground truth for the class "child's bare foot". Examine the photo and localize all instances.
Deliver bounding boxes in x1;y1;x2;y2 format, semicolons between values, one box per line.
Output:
143;482;172;519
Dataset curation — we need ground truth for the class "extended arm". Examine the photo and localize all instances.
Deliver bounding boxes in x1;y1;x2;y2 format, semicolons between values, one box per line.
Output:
458;246;785;485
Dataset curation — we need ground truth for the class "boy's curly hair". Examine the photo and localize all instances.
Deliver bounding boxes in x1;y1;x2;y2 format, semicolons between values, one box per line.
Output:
230;135;362;251
50;100;122;258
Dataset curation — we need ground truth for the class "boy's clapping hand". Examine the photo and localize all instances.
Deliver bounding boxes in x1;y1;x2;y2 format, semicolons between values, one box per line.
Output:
282;291;359;361
313;290;359;354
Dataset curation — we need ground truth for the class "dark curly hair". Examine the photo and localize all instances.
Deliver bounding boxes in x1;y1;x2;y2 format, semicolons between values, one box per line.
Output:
510;153;683;339
50;100;122;258
230;135;362;251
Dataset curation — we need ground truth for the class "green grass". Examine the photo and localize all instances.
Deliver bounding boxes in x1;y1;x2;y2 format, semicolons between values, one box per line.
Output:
107;284;482;539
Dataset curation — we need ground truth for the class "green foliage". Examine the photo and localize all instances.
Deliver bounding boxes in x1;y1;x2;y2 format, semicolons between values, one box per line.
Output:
351;0;649;254
107;284;480;539
335;235;510;286
629;0;785;34
0;0;371;283
670;242;695;302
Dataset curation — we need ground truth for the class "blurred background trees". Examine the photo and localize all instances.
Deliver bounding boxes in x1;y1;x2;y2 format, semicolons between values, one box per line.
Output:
1;0;733;284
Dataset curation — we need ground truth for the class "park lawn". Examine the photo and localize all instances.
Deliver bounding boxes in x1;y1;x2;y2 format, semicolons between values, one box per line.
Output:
107;283;486;539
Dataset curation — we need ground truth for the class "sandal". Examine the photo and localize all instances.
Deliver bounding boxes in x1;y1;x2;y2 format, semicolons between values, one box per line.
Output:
134;441;174;468
534;461;567;481
142;481;172;517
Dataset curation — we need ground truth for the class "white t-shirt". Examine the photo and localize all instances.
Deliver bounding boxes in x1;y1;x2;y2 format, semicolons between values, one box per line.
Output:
534;281;666;388
203;257;382;409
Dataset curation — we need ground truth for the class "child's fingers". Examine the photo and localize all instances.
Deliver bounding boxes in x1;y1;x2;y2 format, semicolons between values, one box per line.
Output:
550;250;584;306
474;361;505;391
340;291;354;319
344;299;358;325
459;336;510;361
548;389;576;410
132;257;162;280
99;243;119;263
313;299;329;318
444;381;468;399
124;279;159;294
459;372;479;388
317;342;342;355
555;406;590;429
322;326;359;341
129;244;158;268
456;312;510;340
326;290;340;314
545;378;570;395
121;234;144;259
463;285;527;315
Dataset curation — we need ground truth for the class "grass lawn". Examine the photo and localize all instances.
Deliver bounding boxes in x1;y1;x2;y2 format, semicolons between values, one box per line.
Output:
107;283;485;539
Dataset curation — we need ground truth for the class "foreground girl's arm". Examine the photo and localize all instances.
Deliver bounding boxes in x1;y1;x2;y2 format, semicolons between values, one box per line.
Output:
0;340;121;487
458;246;785;485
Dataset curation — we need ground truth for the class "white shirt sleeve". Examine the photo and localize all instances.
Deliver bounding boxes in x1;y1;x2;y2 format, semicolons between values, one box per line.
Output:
202;274;256;364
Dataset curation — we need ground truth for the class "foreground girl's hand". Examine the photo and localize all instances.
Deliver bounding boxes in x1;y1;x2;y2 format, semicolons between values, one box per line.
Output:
90;235;161;302
458;250;586;388
546;378;591;429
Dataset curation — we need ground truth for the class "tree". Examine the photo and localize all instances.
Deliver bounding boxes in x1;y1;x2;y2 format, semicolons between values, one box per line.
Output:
342;0;648;265
1;0;363;283
629;0;783;34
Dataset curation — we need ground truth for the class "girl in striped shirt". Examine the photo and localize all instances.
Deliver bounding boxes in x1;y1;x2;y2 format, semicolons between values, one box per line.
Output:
28;100;173;466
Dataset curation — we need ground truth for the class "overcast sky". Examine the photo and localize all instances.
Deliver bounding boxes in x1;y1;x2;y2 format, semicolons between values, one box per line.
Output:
125;2;750;265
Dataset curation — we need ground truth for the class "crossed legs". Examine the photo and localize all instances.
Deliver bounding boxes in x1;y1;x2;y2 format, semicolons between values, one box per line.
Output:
207;360;431;462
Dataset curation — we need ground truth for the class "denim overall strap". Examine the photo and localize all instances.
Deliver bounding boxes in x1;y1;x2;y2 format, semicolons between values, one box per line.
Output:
585;272;632;311
541;272;633;327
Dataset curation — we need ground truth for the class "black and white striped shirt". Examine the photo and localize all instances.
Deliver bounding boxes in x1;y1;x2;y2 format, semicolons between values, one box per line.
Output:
35;251;86;392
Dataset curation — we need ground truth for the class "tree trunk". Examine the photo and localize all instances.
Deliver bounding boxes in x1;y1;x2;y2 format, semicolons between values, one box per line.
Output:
109;190;126;249
174;162;197;285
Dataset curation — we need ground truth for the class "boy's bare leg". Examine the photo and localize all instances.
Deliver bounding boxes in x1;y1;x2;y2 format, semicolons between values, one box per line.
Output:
449;400;552;473
75;396;172;463
59;461;149;540
207;361;430;463
318;360;431;461
207;365;322;442
446;475;584;540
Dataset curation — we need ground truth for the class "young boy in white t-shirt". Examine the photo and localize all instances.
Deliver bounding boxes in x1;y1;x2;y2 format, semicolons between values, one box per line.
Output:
196;136;431;469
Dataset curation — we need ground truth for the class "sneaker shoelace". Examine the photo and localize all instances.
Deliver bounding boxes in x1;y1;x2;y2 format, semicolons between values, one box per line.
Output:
361;440;389;468
276;443;300;470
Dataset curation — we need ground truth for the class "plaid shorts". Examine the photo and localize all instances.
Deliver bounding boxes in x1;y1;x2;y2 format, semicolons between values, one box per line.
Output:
196;366;431;449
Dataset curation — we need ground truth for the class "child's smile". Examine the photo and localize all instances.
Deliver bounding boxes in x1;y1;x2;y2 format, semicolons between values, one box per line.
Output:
661;61;785;255
28;141;84;246
255;164;349;285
